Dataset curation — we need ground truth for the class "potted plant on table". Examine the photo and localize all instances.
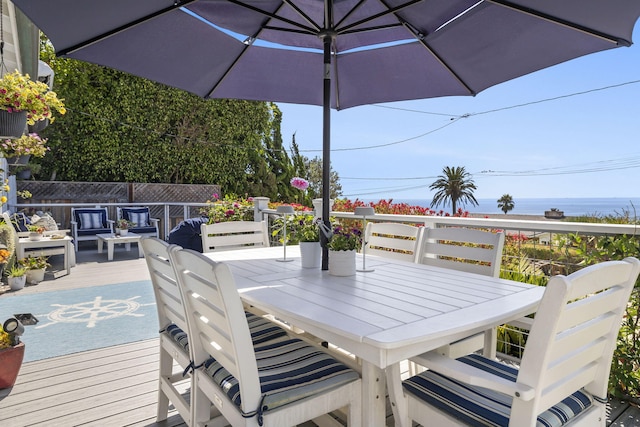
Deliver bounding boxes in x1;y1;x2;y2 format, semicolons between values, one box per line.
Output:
18;255;50;285
116;219;136;236
0;70;66;138
326;223;362;276
27;225;45;241
291;214;322;268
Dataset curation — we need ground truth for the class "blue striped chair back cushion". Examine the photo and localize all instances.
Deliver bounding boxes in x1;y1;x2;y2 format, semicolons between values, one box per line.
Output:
402;354;592;427
203;338;359;414
122;208;150;227
164;312;288;353
75;209;107;230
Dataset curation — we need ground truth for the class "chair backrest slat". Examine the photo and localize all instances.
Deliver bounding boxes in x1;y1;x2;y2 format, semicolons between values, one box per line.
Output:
416;227;505;277
169;247;262;412
141;238;189;331
201;221;269;253
364;222;421;262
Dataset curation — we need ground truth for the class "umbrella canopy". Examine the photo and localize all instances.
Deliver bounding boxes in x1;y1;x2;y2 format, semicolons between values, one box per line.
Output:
12;0;640;268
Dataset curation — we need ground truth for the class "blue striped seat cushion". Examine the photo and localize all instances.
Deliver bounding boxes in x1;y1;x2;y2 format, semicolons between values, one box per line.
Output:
403;354;593;427
164;312;288;352
203;338;360;414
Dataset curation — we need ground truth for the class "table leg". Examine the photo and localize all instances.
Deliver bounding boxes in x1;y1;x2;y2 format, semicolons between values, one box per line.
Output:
107;241;114;261
125;242;131;251
137;242;143;258
97;239;103;254
361;361;387;427
64;241;70;275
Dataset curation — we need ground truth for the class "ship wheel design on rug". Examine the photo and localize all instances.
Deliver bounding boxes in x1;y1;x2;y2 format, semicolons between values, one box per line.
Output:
35;296;155;328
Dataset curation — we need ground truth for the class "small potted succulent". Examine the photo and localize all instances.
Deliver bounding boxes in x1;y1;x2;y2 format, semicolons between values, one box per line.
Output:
7;265;27;291
116;218;136;236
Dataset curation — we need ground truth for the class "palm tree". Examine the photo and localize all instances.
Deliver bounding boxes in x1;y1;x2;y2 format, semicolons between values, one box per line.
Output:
429;166;478;215
497;194;515;214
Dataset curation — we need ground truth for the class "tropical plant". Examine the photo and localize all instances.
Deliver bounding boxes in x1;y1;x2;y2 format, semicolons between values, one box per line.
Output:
18;255;50;270
0;70;66;124
0;133;49;158
429;166;478;215
497;194;515;214
327;224;362;251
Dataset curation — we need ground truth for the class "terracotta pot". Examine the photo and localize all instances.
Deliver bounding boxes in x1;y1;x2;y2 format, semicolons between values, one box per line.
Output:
328;249;356;276
0;342;25;389
300;241;321;268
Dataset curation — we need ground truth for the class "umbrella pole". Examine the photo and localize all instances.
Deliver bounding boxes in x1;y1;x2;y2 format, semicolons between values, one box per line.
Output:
321;30;332;270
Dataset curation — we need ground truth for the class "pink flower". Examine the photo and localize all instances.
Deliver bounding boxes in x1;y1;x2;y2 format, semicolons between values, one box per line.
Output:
290;177;309;191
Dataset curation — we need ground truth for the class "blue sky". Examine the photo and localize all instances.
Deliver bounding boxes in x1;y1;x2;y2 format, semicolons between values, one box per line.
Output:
276;22;640;201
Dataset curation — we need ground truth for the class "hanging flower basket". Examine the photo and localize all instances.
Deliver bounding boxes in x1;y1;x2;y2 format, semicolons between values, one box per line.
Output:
0;110;27;138
6;154;31;166
28;118;49;133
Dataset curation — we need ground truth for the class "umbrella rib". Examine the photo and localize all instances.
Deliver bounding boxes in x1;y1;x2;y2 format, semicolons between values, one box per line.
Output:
487;0;631;46
225;0;320;35
336;0;423;34
58;0;198;56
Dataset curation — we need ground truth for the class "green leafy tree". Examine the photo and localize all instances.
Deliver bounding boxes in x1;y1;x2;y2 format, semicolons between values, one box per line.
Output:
37;39;284;199
429;166;478;215
497;194;515;214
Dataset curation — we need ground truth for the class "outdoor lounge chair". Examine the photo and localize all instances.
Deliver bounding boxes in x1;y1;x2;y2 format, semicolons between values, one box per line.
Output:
115;206;160;238
414;227;505;359
70;207;114;252
168;246;362;427
387;257;640;427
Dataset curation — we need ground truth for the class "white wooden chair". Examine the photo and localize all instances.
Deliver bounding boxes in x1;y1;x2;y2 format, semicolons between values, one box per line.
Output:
388;257;640;427
414;227;505;359
141;237;193;424
363;222;421;263
169;247;362;427
200;221;269;253
141;237;289;425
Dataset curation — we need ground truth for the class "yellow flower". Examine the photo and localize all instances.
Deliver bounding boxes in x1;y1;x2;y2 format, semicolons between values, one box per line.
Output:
1;196;7;204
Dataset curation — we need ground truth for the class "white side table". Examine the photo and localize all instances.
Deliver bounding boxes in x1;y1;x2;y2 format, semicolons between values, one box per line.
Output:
96;233;143;261
17;236;73;275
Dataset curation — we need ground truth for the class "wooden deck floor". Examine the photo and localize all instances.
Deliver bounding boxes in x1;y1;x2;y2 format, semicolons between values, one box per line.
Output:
1;246;638;426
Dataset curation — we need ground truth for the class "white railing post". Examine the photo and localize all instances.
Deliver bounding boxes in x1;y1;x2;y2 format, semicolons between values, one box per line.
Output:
253;197;270;222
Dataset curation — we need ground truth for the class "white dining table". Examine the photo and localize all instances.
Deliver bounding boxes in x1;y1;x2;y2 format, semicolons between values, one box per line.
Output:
205;246;545;427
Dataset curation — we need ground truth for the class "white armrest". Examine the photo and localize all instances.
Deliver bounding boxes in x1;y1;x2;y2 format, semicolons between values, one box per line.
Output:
507;317;534;331
410;351;535;401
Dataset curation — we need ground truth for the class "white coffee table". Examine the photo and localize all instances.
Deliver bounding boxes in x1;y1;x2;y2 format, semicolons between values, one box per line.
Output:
96;233;143;261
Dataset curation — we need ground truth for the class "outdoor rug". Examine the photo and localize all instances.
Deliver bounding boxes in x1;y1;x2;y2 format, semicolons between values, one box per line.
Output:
0;281;158;362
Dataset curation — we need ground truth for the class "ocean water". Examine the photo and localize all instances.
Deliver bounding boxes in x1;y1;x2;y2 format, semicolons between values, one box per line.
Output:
370;197;640;217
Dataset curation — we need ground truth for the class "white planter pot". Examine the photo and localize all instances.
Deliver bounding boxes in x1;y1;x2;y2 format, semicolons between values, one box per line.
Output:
26;268;45;285
8;276;26;291
28;232;43;241
328;249;356;276
299;241;321;268
119;229;129;236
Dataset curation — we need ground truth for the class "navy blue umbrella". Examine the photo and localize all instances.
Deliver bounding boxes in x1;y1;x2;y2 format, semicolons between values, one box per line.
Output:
13;0;640;268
